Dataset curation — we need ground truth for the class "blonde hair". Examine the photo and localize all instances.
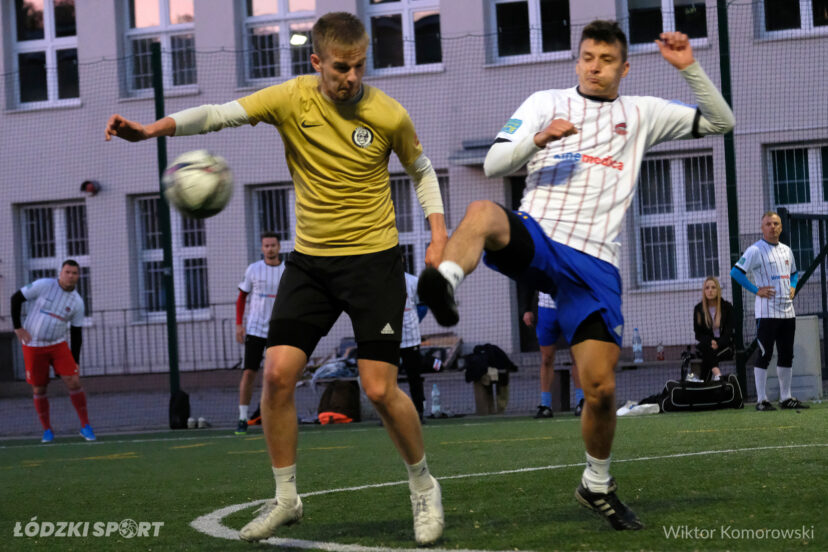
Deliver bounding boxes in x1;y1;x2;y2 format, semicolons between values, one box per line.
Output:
312;12;369;58
701;276;722;330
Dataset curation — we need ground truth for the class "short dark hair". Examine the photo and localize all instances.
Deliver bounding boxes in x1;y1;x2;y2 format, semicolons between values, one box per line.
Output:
260;232;280;242
312;11;368;58
580;20;628;62
61;259;80;269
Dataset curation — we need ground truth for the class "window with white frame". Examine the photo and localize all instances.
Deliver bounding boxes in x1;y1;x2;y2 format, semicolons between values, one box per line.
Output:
243;0;316;82
489;0;570;62
760;0;828;36
635;154;719;284
365;0;442;72
623;0;707;45
390;170;450;270
125;0;196;92
249;183;295;261
133;196;208;314
20;203;92;315
11;0;79;106
768;143;828;270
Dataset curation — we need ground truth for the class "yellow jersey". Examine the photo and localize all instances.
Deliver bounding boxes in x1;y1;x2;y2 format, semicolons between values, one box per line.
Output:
237;75;423;256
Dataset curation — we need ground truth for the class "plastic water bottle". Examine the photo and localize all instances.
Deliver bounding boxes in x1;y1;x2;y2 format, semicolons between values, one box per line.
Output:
656;342;665;361
430;383;442;416
632;328;644;363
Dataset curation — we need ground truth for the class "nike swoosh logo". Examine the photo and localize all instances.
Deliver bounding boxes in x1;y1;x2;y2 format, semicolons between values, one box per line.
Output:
301;121;322;128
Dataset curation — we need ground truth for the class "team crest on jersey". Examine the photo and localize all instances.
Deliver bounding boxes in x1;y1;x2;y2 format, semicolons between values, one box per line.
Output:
501;118;522;134
614;122;628;135
352;126;374;148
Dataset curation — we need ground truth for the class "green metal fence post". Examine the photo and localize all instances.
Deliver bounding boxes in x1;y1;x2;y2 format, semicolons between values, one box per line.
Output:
151;42;181;395
717;0;746;393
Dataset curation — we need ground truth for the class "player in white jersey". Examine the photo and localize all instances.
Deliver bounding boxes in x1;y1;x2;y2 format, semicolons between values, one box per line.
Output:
235;233;286;434
401;270;427;421
418;20;734;530
731;212;808;411
10;260;96;443
522;292;584;418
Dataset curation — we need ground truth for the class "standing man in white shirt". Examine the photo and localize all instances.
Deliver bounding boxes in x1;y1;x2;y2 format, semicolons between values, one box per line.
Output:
10;260;95;443
418;20;734;530
730;211;808;411
235;232;286;434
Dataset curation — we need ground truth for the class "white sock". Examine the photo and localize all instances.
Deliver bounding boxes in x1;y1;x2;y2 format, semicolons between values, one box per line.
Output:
581;453;611;494
777;366;793;401
273;465;298;504
437;261;465;291
405;455;434;493
239;404;249;421
754;367;768;403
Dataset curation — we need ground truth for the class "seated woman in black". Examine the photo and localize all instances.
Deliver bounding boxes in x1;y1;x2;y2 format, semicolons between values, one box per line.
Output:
694;276;735;381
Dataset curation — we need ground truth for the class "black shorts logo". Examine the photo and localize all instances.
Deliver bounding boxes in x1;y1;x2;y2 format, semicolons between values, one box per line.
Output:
352;126;373;148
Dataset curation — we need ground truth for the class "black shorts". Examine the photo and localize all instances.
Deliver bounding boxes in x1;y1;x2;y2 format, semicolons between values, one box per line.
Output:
243;335;267;372
267;246;405;363
755;318;796;368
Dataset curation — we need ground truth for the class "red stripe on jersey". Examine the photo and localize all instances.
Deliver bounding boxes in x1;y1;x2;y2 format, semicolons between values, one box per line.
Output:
527;103;558;214
597;100;630;259
565;101;604;245
550;97;586;239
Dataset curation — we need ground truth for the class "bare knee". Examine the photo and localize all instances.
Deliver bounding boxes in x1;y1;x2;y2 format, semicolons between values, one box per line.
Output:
362;379;394;405
584;381;616;411
263;365;297;394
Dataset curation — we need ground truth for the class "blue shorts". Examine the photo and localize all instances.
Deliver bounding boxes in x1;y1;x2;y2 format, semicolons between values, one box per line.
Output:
536;306;562;347
484;211;624;347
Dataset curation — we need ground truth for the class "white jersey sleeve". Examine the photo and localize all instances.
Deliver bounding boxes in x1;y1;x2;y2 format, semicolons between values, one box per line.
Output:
735;244;760;273
538;292;557;309
239;264;254;293
495;91;553;143
21;278;51;301
639;96;698;149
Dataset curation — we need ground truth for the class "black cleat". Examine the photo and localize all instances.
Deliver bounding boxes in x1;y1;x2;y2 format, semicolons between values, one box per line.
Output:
779;397;809;410
574;398;584;417
534;405;554;419
235;419;248;434
575;478;643;531
417;267;459;327
756;400;777;411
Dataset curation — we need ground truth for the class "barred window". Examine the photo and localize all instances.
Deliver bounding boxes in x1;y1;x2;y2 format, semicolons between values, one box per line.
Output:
768;143;828;270
391;170;451;271
635;154;718;284
125;0;197;93
19;202;92;315
133;196;208;314
250;184;294;261
243;0;315;82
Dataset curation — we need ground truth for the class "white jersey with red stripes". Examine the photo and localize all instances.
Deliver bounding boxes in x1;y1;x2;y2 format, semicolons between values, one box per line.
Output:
239;260;285;338
21;278;85;346
496;86;698;268
735;239;796;319
402;272;422;349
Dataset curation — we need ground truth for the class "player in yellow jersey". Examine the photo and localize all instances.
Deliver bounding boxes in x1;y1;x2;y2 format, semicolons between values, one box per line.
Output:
105;12;446;546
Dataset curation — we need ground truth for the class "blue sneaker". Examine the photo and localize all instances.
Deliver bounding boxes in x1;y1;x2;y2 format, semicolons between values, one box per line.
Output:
80;424;96;441
41;429;54;443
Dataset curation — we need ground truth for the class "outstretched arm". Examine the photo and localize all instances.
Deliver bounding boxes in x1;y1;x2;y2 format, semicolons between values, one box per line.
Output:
404;154;447;266
105;101;250;142
656;32;734;136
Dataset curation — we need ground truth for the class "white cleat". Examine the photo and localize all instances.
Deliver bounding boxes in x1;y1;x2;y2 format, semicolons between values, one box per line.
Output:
411;476;444;546
239;497;303;542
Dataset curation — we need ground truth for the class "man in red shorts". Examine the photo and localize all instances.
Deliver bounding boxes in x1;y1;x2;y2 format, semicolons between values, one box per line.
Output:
10;260;95;443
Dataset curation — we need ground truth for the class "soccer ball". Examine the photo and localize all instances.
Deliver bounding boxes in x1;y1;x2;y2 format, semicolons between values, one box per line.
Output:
162;150;234;219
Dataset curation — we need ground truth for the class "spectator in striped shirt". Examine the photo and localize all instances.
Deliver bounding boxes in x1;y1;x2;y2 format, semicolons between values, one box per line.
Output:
731;211;808;411
10;260;96;443
418;20;734;531
234;233;286;434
